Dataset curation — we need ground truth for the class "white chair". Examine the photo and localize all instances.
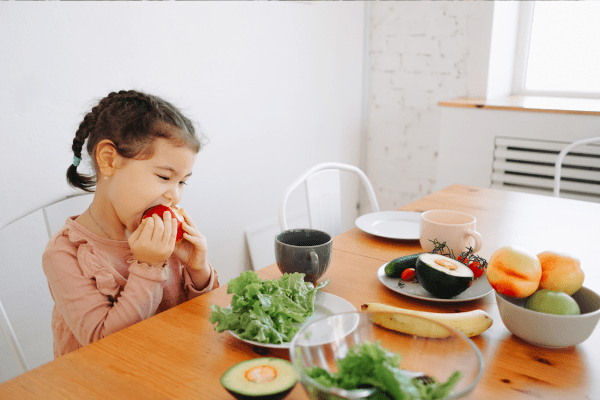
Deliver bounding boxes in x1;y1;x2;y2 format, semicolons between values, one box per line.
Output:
278;162;380;237
553;137;600;197
0;191;93;375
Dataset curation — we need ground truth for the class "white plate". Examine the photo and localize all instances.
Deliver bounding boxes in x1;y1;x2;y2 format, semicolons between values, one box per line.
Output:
377;263;494;302
355;211;421;240
227;291;357;349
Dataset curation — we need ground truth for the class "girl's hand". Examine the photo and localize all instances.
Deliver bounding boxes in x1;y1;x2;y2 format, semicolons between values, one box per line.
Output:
173;208;208;272
128;211;178;266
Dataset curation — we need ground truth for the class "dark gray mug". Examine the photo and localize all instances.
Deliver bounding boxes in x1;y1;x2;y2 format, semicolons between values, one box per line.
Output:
275;229;332;284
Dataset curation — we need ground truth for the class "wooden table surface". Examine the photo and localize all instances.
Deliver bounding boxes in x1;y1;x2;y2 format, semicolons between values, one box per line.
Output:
2;184;599;400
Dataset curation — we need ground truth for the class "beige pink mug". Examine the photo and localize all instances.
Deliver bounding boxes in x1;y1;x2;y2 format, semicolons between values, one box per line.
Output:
419;210;483;256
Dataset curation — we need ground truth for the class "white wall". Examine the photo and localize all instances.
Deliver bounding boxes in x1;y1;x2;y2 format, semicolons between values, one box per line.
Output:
0;2;366;381
366;2;495;211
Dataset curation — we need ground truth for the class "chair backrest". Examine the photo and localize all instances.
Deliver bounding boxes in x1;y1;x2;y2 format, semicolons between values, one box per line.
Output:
553;137;600;197
278;162;380;237
0;191;93;377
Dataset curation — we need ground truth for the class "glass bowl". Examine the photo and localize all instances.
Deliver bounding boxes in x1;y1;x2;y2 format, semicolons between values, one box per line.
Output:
289;311;484;400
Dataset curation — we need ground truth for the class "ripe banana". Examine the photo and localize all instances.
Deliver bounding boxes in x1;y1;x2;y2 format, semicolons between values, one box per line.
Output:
361;303;493;338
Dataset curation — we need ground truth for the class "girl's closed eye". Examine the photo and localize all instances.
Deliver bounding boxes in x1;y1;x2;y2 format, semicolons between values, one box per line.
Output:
157;175;188;186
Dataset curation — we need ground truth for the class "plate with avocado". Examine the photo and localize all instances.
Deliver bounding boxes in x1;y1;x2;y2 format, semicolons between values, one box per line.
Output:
377;253;494;302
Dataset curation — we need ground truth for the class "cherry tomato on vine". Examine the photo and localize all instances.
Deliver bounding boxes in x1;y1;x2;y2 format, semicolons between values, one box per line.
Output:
468;261;485;279
401;268;416;281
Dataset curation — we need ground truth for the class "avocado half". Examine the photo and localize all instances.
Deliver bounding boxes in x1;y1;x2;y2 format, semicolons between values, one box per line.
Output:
221;358;298;400
416;253;474;299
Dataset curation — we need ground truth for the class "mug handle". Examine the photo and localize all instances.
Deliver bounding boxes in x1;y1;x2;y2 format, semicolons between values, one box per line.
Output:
465;230;483;253
308;250;319;277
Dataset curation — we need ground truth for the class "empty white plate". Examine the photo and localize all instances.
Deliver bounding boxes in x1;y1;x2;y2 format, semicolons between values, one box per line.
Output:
355;211;421;240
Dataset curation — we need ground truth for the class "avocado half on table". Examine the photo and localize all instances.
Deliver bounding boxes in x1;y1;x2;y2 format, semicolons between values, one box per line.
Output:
416;253;474;298
221;358;298;400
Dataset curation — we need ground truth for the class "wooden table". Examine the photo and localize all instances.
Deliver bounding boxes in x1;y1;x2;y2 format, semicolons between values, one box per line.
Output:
2;184;599;399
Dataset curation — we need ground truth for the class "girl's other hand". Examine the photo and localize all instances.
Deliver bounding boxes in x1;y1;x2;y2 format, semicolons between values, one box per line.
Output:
128;211;177;266
173;208;208;272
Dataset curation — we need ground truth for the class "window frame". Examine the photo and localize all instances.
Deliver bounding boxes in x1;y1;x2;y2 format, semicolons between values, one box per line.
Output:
511;2;600;100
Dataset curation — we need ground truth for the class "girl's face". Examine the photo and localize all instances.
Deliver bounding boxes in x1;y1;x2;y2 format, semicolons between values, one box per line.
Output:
107;138;197;235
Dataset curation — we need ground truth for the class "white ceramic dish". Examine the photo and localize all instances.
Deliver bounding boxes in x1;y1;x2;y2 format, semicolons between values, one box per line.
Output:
377;263;494;302
496;287;600;348
355;211;421;240
228;291;357;349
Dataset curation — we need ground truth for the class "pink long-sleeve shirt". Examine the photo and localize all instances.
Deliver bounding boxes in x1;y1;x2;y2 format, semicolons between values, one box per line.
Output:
42;216;219;358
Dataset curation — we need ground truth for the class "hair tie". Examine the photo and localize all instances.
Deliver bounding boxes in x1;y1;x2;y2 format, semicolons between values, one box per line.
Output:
73;156;82;167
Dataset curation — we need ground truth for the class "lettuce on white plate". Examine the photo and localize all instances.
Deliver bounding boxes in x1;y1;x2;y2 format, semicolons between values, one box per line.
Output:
209;271;328;344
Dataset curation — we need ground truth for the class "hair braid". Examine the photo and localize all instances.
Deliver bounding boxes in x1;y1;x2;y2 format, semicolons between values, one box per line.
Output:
67;91;135;191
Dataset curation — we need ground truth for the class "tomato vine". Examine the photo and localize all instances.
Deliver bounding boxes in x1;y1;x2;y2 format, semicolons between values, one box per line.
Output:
429;239;488;279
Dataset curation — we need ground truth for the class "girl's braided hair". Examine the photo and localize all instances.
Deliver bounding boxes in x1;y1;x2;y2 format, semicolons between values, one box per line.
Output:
67;90;203;192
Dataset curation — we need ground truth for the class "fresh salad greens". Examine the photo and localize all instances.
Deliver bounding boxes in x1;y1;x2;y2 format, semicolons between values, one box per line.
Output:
209;271;328;344
304;340;462;400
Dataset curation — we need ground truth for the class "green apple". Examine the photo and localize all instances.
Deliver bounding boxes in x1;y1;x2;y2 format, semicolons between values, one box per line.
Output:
525;289;581;315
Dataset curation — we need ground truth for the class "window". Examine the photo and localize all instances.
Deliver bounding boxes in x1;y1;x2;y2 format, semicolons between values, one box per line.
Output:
513;2;600;98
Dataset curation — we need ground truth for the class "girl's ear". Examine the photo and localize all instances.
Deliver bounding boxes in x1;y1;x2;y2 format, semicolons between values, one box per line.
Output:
96;139;122;177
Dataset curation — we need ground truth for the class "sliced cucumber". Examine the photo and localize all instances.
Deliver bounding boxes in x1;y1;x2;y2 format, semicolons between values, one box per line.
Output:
384;253;424;278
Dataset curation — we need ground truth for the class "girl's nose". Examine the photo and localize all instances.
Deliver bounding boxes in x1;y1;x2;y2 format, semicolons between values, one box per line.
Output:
164;184;183;205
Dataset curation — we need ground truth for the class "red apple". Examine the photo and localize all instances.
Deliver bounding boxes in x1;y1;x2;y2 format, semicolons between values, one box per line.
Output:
142;205;184;242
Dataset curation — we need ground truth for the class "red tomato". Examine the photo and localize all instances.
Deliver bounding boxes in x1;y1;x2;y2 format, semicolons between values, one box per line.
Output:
401;268;416;281
468;261;485;279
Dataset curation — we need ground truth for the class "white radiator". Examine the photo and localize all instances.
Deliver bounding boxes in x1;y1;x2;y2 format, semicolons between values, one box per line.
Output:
492;136;600;203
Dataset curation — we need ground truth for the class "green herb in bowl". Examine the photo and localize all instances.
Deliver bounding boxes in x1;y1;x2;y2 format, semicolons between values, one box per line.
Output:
304;340;462;400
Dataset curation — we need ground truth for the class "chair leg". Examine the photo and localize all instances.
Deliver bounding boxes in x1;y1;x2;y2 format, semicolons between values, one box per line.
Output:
0;300;29;373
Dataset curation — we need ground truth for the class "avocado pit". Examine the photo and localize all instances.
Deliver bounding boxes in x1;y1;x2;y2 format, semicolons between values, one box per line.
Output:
245;365;277;384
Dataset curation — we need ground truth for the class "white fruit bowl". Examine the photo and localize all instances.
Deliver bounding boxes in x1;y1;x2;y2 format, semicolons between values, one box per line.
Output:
289;311;484;400
496;286;600;348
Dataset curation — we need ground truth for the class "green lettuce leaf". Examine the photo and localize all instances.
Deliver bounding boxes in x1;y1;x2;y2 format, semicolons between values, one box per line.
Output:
209;271;328;344
304;340;462;400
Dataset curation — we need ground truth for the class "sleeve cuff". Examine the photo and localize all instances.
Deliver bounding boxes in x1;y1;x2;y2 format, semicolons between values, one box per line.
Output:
127;258;170;282
183;262;219;294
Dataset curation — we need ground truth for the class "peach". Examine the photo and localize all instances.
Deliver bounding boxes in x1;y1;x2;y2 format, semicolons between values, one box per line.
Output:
486;246;542;298
537;251;584;295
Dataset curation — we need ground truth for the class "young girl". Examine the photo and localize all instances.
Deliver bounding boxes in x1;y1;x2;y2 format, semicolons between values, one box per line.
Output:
42;90;219;358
